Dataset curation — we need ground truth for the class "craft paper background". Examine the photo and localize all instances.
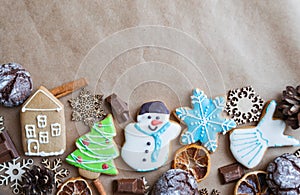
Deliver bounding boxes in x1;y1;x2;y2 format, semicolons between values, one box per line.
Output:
1;1;300;194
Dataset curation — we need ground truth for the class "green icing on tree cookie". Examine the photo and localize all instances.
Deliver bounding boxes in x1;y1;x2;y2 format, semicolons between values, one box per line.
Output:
66;114;119;175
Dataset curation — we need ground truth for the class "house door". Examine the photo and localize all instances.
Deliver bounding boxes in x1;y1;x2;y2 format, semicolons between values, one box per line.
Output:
27;139;39;155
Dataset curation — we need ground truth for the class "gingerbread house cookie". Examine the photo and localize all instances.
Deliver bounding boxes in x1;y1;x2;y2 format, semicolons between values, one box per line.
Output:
20;86;66;156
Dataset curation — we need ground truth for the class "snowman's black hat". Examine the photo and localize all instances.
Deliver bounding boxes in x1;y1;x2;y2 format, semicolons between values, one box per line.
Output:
139;101;170;115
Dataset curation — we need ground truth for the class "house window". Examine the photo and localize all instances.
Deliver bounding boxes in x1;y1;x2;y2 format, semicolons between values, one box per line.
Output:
25;125;36;138
51;123;61;137
37;115;47;128
39;132;49;144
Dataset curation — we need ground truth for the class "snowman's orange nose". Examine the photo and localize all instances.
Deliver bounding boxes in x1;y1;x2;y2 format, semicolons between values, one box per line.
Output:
151;120;163;126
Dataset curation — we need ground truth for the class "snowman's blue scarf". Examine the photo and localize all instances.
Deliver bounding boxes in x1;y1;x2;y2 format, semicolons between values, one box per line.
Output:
134;122;171;162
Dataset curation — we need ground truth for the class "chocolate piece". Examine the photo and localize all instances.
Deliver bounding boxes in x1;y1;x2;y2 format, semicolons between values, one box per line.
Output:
113;177;149;195
266;153;300;194
218;163;245;184
151;169;199;195
106;93;130;124
0;130;19;164
277;85;300;130
0;62;33;107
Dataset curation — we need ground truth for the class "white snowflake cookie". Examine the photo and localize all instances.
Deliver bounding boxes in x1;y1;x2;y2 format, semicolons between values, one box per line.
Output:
225;86;264;125
41;158;69;187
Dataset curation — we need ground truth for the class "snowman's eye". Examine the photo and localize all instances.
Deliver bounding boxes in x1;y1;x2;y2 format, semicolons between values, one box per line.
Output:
147;115;152;119
156;116;160;120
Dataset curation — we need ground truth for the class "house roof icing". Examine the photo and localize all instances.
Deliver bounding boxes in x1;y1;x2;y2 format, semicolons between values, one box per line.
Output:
21;86;63;112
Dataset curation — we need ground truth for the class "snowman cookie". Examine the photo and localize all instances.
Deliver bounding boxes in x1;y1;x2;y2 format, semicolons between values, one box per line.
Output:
121;101;181;172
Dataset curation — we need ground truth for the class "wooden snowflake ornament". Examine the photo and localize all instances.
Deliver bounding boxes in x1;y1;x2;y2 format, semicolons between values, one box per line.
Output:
69;88;106;127
41;158;69;188
0;157;34;194
225;86;264;125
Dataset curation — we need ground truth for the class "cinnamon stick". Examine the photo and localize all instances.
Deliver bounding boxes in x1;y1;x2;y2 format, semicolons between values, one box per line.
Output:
93;178;107;195
50;78;88;98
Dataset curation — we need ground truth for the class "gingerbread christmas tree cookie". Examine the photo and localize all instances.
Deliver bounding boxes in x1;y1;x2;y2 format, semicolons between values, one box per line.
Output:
66;114;119;176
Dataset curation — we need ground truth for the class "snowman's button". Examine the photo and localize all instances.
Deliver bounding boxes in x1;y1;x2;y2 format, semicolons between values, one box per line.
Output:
142;158;146;162
145;150;149;153
147;142;151;146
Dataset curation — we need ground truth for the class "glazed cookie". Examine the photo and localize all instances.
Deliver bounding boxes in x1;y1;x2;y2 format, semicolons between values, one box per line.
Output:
0;63;33;107
151;169;199;195
20;86;66;156
266;153;300;195
230;100;300;168
121;101;181;172
66;114;119;179
174;88;236;152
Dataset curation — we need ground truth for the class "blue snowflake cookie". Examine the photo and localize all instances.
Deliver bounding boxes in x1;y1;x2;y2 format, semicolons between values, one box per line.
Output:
175;88;236;152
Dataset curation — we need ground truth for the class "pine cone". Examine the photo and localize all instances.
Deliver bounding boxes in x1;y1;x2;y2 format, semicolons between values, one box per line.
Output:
22;165;55;195
278;85;300;129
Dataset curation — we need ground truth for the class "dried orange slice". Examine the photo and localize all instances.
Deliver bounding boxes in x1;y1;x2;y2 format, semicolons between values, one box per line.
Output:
172;143;210;182
56;177;92;195
234;171;272;195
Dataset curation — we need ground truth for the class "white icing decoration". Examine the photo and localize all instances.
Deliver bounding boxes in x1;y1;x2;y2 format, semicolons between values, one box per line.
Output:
51;123;61;137
25;149;65;157
25;125;36;138
121;112;181;171
27;139;39;154
37;115;47;128
230;100;300;168
39;131;49;144
0;116;4;133
21;88;62;112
